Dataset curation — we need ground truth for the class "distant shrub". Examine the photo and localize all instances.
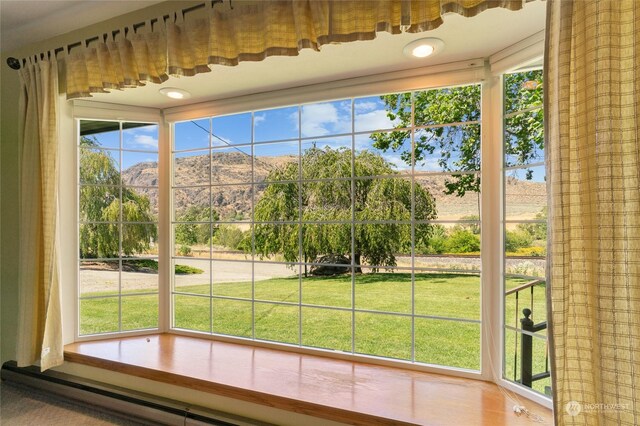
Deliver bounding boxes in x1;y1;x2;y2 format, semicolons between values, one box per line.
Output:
446;229;481;253
505;229;533;252
213;225;245;250
175;264;203;275
512;246;546;257
178;245;192;256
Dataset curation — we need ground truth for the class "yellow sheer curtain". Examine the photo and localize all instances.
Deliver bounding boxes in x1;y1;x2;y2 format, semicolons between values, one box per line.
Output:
65;0;529;99
17;57;63;371
546;0;640;424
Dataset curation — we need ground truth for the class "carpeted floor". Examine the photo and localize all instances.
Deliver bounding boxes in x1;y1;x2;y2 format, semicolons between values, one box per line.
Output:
0;380;150;425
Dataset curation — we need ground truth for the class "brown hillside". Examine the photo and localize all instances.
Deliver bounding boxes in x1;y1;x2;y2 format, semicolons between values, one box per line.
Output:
122;153;546;221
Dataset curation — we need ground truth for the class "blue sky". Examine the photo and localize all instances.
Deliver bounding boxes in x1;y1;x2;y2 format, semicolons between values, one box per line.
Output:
82;94;545;182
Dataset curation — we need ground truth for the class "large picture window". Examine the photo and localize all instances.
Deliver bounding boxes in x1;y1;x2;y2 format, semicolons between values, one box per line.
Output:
171;84;483;369
78;120;160;335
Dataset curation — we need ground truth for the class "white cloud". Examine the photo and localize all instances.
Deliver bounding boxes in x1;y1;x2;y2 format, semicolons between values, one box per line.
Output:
300;103;352;137
354;101;380;113
254;114;266;126
355;109;395;132
132;134;158;149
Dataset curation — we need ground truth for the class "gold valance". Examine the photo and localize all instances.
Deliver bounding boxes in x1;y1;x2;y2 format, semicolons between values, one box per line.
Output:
65;0;530;99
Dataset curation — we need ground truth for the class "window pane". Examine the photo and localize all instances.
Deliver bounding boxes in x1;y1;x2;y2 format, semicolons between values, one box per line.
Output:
213;298;252;337
80;186;119;221
505;166;546;220
253;142;298;183
254;182;300;220
211;185;252;221
414;85;481;126
504;70;543;115
79;148;120;185
302;267;352;308
122;152;158;187
122;223;157;256
505;110;544;167
353;177;412;221
355;269;411;314
212;260;252;299
354;95;403;133
414;222;481;262
173;187;210;219
79;260;119;296
122;187;158;221
301;136;352;179
355;313;411;360
122;295;158;330
302;307;351;351
415;319;480;370
414;125;481;173
79;223;119;259
504;276;547;332
174;259;210;295
175;119;209;151
121;258;158;293
174;294;210;332
253;223;299;262
173;223;210;258
212;113;251;146
355;132;411;175
211;146;252;184
354;224;411;268
174;150;210;186
79;120;120;149
254;303;299;344
79;297;119;335
301;224;351;265
122;123;158;151
255;262;299;303
503;328;551;395
301;99;351;138
414;175;481;220
212;223;251;258
415;272;480;320
254;106;299;142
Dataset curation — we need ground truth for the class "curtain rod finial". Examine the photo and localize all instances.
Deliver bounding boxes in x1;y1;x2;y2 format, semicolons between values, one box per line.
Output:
7;57;20;70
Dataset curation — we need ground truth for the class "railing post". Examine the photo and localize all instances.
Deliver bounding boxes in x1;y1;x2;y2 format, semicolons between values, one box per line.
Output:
520;308;534;388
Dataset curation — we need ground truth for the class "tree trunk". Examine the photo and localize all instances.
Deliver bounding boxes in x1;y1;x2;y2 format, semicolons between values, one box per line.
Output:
354;253;362;273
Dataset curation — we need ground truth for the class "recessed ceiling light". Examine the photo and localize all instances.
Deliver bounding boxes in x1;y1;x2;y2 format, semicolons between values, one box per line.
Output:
159;87;191;99
403;38;444;59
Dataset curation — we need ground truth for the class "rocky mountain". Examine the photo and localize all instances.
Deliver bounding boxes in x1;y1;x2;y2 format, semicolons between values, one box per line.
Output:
122;152;546;221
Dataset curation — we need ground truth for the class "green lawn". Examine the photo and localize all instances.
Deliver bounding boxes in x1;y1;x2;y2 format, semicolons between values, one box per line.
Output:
80;272;549;394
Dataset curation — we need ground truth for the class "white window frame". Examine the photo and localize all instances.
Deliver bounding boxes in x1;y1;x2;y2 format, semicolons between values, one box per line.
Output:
61;36;551;408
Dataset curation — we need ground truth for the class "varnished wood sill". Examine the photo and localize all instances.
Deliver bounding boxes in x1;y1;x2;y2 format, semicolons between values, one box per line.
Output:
64;334;552;426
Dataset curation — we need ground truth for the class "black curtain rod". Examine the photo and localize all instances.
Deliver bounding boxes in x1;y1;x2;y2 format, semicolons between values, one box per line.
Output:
6;0;230;71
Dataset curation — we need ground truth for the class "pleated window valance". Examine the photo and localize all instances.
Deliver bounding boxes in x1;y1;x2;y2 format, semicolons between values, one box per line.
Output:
64;0;530;99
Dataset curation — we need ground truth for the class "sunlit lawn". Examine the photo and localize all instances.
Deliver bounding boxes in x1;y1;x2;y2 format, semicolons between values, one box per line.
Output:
80;272;549;393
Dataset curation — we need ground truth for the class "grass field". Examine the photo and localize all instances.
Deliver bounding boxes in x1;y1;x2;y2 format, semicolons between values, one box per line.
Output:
80;271;549;394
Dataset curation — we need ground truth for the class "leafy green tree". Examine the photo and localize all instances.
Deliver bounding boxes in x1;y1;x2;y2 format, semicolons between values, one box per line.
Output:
252;146;437;274
175;206;219;246
370;71;544;195
79;137;156;258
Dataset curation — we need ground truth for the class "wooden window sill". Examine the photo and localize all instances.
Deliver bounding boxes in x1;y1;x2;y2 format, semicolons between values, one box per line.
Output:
64;334;551;425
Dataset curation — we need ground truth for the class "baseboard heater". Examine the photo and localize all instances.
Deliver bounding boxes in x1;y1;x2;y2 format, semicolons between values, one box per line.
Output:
1;361;272;426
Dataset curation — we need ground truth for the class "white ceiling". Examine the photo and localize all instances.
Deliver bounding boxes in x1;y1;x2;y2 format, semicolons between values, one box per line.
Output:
0;0;165;53
1;0;546;109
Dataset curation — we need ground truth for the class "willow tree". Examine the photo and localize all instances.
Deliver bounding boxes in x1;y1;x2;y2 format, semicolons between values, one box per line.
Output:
79;137;156;258
252;146;437;274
